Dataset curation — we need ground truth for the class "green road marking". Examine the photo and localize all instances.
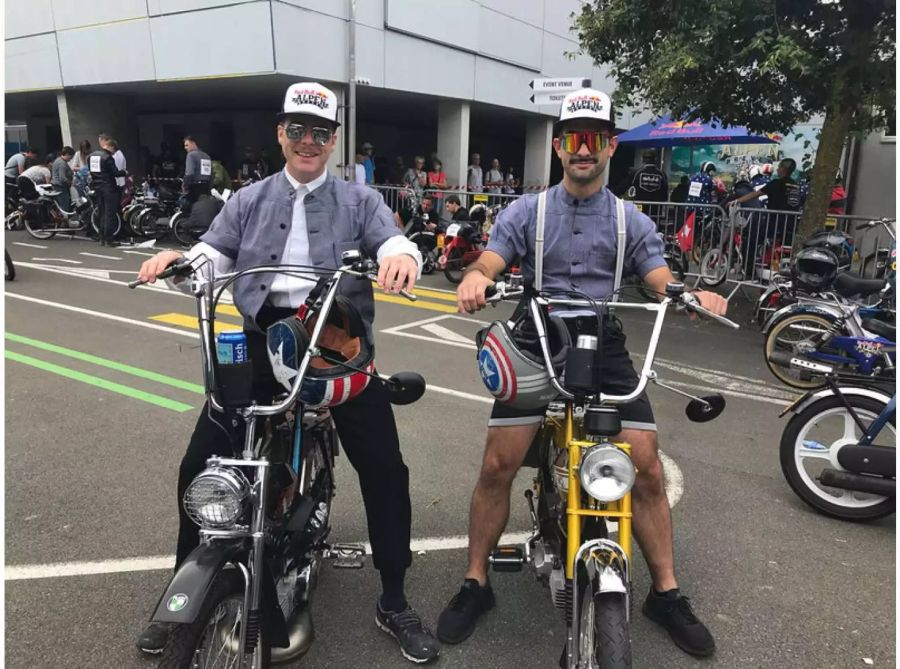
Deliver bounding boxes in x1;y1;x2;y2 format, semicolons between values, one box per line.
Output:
5;351;195;413
5;333;204;394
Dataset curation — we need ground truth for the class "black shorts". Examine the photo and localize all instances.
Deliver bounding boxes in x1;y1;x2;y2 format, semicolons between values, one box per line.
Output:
488;316;656;432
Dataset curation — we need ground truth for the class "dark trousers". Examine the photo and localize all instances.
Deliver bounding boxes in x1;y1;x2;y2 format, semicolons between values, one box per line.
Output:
53;185;72;213
174;327;412;575
97;187;120;241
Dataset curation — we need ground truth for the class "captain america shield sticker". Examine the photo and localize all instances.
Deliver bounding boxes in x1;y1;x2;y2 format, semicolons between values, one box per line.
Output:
478;333;516;403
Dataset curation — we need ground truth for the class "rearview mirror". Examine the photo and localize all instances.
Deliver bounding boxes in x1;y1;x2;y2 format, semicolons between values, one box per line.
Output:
385;372;426;405
685;394;726;422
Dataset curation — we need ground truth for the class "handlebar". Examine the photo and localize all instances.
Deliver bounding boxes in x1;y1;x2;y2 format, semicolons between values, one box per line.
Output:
127;257;193;289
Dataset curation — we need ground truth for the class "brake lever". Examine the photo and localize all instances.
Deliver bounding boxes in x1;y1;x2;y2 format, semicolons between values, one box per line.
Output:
682;293;740;329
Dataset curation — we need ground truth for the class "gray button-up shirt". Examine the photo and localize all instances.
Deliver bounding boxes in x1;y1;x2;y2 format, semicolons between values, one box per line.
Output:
486;184;665;298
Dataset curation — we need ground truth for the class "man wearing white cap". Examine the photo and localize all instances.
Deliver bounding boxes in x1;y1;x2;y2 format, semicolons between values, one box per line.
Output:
437;89;726;659
135;82;439;663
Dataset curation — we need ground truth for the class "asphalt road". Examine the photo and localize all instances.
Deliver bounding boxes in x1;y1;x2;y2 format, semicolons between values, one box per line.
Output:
4;231;895;669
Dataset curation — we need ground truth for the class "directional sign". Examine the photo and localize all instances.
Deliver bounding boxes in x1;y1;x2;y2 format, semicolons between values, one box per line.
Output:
529;91;570;105
529;77;591;93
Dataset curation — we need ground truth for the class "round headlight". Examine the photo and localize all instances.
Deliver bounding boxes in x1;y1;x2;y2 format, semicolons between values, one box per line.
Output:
183;467;250;529
579;445;635;502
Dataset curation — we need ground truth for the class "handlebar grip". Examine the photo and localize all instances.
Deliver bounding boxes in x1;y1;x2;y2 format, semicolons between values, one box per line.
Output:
399;288;417;302
484;284;498;298
682;293;740;329
128;257;191;289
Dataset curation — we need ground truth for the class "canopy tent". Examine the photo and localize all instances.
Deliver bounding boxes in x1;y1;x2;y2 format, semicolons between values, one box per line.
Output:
616;116;780;147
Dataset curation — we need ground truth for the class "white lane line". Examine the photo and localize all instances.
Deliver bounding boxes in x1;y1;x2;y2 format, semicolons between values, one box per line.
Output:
30;257;82;264
663;379;791;406
80;252;122;260
5;293;196;338
123;250;158;257
12;242;48;249
421;322;476;345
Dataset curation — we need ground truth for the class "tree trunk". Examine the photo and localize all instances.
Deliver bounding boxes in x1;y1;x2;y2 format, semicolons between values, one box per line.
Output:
796;2;879;242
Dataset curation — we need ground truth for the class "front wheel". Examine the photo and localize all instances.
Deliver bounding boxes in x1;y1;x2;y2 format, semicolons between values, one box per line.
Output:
24;211;57;240
172;214;197;248
90;208;123;239
698;248;728;287
578;585;632;669
159;570;271;669
443;248;465;284
780;394;895;521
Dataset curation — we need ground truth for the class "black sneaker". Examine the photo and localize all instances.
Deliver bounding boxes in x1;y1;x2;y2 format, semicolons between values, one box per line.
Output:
436;579;495;644
135;622;170;654
375;602;440;664
642;588;715;657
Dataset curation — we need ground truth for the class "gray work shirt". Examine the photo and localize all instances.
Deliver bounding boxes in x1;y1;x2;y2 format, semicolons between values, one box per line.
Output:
5;153;26;178
486;184;666;298
51;156;73;187
200;171;405;338
184;149;212;187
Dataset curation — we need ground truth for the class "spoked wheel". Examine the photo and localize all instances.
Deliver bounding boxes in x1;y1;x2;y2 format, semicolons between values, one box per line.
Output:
780;395;895;520
5;210;25;231
24;212;57;240
172;215;200;248
443;248;465;284
764;313;845;389
158;570;271;669
578;584;632;669
420;246;435;275
5;250;15;281
698;247;729;287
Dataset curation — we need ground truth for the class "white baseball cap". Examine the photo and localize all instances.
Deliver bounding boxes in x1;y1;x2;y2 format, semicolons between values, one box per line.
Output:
554;88;615;133
278;82;340;126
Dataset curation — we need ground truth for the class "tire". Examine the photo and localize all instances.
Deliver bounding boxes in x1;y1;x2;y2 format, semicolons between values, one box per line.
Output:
5;251;15;281
443;248;465;284
6;210;25;231
158;570;271;669
780;394;895;521
578;584;632;669
698;248;728;287
24;212;57;240
764;313;844;389
90;208;122;239
172;215;195;248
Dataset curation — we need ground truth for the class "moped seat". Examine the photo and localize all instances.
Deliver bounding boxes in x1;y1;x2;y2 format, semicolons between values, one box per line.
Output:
833;272;885;299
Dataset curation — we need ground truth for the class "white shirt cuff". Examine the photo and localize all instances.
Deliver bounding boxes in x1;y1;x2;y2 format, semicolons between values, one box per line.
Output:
377;235;423;279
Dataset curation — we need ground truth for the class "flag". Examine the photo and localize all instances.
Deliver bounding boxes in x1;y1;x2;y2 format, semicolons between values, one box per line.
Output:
677;212;695;253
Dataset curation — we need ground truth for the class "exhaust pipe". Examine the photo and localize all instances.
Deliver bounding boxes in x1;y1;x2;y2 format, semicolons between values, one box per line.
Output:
768;351;834;374
818;468;895;497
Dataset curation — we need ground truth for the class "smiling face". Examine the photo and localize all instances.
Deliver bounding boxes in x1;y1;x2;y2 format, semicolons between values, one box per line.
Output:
277;115;336;182
553;120;617;185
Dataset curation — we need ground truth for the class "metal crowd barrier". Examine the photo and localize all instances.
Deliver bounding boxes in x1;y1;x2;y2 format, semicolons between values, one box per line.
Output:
371;184;522;219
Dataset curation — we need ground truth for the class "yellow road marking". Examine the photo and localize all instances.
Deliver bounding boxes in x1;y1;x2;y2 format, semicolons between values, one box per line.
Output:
369;282;458;303
374;293;459;313
149;313;244;333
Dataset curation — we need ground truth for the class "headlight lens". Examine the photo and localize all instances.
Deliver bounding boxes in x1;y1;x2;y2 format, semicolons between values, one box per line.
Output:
580;445;635;502
183;467;250;529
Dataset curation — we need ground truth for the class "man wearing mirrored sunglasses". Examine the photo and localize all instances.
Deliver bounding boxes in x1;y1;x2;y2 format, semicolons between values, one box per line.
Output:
438;89;726;660
134;82;439;664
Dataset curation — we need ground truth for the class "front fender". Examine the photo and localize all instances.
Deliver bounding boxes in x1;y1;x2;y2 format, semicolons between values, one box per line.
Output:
761;302;844;336
151;540;244;624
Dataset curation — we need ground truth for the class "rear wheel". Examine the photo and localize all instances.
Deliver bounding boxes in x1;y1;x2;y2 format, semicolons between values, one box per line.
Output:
780;394;895;520
578;584;632;668
443;248;466;284
90;208;123;239
24;210;57;240
172;214;197;247
764;313;843;388
158;570;271;669
699;247;728;287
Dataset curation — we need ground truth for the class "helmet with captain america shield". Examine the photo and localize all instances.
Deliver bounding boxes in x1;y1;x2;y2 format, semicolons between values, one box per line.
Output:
475;313;571;410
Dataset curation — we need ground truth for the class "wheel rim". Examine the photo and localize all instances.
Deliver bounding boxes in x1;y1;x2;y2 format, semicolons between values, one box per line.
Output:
193;594;259;669
766;315;835;388
792;407;893;509
700;249;725;284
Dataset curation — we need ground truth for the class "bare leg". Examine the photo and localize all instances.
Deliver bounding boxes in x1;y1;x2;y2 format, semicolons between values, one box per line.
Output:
621;428;677;592
464;423;539;585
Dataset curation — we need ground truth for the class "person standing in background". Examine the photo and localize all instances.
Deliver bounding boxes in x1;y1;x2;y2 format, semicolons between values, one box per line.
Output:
354;150;367;185
51;147;75;211
467;153;483;193
99;133;127;190
484;158;503;204
362;142;376;184
427;156;448;217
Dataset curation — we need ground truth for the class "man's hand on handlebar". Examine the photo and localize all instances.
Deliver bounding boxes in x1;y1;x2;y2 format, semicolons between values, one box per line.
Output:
137;250;186;284
691;290;728;317
377;254;418;295
457;269;495;314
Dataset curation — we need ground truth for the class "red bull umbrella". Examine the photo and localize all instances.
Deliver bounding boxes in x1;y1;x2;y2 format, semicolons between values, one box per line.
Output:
616;116;780;147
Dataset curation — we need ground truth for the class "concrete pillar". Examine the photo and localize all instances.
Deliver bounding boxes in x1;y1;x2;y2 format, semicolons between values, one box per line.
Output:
62;90;140;170
329;85;347;180
524;117;553;189
437;100;470;191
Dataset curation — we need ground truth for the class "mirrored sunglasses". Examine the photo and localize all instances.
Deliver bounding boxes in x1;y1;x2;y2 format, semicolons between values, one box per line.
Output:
560;131;609;154
283;123;333;146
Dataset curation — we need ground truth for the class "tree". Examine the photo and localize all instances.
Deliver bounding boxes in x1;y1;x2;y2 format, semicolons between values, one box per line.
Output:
572;0;895;239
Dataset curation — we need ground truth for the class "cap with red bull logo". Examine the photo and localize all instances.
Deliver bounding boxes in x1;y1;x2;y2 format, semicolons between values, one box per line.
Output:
278;82;340;126
555;88;614;130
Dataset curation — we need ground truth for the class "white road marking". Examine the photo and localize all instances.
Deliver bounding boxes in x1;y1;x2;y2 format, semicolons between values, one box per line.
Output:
12;242;48;249
663;379;791;406
123;250;158;257
30;257;82;264
80;252;122;260
421;322;476;345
